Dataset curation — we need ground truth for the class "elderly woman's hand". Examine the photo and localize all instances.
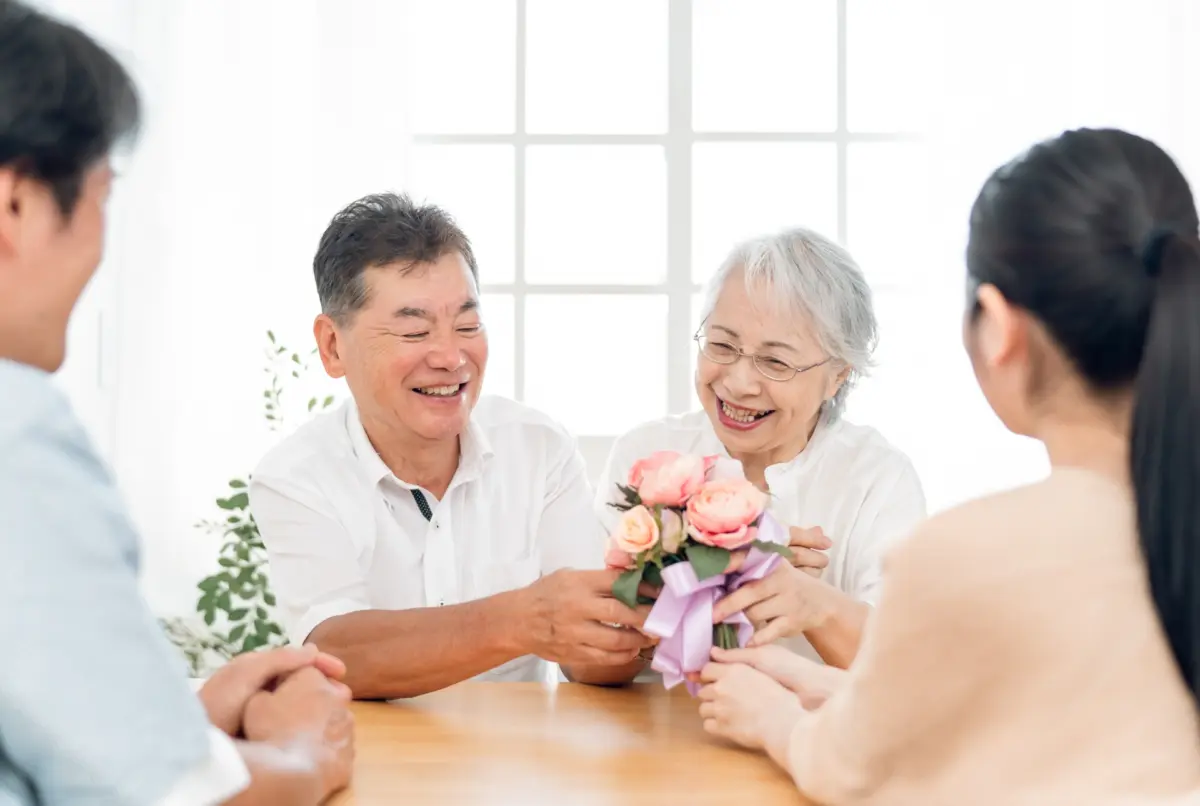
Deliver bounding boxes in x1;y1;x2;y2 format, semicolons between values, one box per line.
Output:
788;526;832;577
713;560;837;646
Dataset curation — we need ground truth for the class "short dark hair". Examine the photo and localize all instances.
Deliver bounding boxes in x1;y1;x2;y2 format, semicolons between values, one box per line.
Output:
0;0;141;214
967;127;1200;704
313;192;478;323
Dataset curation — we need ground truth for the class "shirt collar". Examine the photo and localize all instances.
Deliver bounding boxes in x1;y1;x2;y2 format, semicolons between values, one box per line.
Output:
697;407;832;482
345;399;495;491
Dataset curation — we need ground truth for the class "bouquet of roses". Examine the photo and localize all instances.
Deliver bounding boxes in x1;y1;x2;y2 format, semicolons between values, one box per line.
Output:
605;451;793;693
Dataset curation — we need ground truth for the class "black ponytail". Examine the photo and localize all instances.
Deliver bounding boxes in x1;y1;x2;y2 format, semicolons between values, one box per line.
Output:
1131;231;1200;696
966;127;1200;705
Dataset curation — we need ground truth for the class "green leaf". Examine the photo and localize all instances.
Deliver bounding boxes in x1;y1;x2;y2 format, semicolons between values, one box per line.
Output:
256;606;269;620
254;619;271;638
323;395;335;408
203;608;216;626
218;557;236;568
228;608;249;620
229;624;247;642
643;563;664;589
267;330;276;343
216;497;235;510
226;492;249;509
685;544;731;581
291;353;301;364
611;567;644;609
217;591;232;611
262;390;272;399
616;483;641;507
750;540;796;562
264;592;277;606
268;622;283;636
228;479;247;489
197;577;220;593
291;371;299;379
308;398;316;412
241;635;262;653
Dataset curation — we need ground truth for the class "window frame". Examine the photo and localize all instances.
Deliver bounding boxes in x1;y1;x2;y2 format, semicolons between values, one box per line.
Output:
412;0;917;434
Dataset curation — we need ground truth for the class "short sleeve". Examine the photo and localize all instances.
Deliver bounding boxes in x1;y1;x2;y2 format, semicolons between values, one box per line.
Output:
0;382;218;804
845;458;927;605
535;431;605;573
248;473;372;645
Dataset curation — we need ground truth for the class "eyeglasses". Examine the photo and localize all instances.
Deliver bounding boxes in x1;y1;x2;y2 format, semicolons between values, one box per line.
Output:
694;332;831;382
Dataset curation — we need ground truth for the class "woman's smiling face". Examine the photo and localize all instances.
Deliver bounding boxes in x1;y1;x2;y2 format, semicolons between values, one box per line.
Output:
695;268;845;462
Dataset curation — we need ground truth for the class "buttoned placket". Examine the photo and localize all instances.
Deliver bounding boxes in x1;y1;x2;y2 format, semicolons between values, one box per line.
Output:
411;488;457;609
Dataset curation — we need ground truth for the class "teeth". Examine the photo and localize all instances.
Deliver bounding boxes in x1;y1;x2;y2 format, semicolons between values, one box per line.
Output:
721;400;769;423
418;384;462;397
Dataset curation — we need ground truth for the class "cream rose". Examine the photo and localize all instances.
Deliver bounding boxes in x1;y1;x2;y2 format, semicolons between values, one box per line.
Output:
610;504;660;555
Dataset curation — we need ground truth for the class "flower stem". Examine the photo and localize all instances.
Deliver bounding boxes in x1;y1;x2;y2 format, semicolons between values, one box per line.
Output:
713;622;741;650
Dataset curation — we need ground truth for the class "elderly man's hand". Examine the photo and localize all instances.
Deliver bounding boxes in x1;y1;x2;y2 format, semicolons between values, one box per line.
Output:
522;569;657;666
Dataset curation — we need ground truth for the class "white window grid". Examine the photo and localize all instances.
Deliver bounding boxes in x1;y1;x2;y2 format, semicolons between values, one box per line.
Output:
413;0;916;424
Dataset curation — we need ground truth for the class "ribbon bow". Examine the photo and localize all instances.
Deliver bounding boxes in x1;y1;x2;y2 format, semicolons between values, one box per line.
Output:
641;513;786;695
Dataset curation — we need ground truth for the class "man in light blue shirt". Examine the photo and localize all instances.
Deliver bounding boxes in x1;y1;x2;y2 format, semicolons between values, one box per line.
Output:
0;2;355;803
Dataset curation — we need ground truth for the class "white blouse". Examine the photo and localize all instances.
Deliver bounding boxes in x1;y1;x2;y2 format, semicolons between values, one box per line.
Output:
595;410;926;662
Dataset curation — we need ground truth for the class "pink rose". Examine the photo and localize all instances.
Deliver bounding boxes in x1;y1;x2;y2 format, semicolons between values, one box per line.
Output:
627;451;681;488
610;505;660;555
635;453;709;507
686;478;768;551
604;539;636;570
660;507;685;554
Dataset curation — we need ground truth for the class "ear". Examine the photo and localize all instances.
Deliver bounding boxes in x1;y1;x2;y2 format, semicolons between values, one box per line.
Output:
0;168;23;261
826;363;851;402
313;314;347;379
973;283;1026;369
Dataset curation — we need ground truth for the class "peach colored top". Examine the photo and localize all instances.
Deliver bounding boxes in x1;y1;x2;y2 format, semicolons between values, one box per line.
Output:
788;469;1200;805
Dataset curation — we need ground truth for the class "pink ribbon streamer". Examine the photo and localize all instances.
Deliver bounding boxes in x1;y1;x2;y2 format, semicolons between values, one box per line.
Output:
641;512;786;695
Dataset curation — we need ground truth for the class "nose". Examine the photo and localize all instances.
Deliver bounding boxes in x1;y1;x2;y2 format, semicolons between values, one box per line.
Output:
719;355;762;397
425;333;466;372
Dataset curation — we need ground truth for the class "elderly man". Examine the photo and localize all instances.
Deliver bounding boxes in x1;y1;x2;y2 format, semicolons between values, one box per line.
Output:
249;193;651;699
0;2;354;804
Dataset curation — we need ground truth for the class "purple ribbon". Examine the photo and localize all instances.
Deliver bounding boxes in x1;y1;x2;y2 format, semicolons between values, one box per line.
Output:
641;512;786;695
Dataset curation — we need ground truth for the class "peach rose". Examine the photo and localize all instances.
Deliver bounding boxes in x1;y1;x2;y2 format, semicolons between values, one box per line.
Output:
610;505;660;555
660;507;685;554
635;453;709;507
686;478;768;551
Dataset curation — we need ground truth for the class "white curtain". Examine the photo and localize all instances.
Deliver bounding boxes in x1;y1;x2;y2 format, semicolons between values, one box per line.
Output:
46;0;412;616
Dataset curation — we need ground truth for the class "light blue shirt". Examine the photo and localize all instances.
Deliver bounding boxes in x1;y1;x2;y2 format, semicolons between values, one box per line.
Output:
0;359;211;805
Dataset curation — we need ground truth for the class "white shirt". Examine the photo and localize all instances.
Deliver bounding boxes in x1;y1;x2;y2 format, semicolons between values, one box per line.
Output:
249;396;602;683
595;409;926;662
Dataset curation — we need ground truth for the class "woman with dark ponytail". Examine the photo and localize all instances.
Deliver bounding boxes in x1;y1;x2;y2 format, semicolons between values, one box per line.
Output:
692;128;1200;805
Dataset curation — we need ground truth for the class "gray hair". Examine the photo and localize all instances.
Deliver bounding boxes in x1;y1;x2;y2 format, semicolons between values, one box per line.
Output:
698;227;878;419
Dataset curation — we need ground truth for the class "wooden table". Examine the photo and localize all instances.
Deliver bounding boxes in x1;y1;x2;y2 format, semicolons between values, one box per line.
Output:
331;681;808;805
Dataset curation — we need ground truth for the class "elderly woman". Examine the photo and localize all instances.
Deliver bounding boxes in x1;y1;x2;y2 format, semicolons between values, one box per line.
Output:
595;227;925;668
